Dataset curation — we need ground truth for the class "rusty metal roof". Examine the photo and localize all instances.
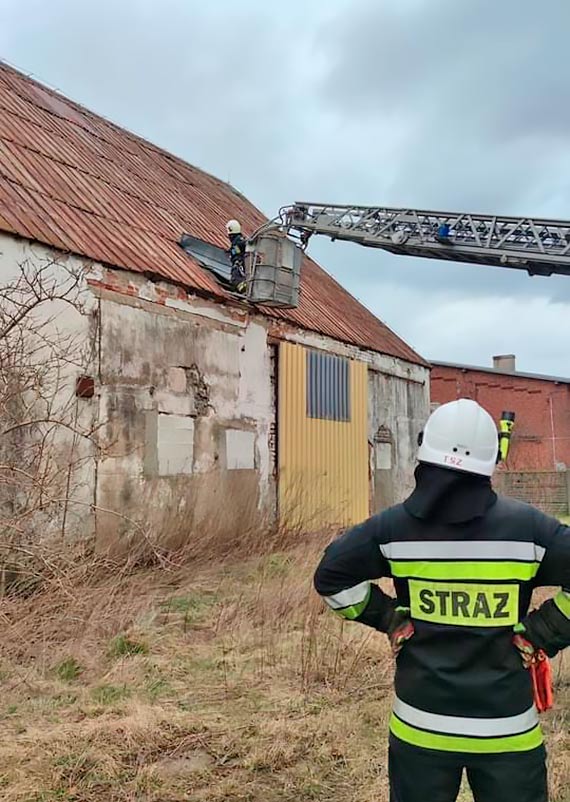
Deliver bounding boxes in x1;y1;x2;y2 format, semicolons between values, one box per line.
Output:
0;62;426;365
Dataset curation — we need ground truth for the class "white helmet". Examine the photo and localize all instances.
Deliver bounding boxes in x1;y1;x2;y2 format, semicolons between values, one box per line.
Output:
226;219;241;235
418;399;498;477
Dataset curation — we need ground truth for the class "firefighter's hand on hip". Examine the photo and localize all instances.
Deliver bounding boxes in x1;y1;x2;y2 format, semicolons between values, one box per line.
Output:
513;626;536;669
388;607;415;657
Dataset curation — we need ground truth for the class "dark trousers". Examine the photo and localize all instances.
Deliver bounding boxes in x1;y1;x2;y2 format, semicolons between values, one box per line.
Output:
230;262;246;287
389;735;548;802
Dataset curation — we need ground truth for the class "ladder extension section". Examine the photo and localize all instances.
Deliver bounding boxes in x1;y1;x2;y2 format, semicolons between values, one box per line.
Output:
282;203;570;276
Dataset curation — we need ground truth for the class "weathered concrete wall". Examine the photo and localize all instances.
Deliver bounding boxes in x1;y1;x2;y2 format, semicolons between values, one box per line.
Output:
368;370;430;511
0;233;428;547
93;284;275;552
87;264;430;539
276;325;428;384
0;233;97;539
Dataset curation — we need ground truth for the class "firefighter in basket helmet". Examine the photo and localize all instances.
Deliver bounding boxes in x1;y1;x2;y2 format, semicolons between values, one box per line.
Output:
226;219;247;294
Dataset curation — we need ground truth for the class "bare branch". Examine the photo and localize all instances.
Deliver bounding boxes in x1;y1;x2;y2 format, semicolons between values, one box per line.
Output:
0;418;100;440
0;256;103;591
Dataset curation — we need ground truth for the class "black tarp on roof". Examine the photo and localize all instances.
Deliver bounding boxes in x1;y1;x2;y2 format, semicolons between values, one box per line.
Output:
179;233;232;288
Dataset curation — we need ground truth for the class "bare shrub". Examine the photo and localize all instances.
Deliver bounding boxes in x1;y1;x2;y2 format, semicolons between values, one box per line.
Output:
0;255;100;594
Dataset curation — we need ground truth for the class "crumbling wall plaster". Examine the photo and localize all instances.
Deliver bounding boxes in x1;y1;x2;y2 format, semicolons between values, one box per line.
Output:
0;233;98;538
0;237;429;546
368;370;430;511
95;291;275;551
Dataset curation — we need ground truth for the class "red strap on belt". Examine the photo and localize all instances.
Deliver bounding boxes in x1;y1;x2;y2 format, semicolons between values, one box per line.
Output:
530;650;554;713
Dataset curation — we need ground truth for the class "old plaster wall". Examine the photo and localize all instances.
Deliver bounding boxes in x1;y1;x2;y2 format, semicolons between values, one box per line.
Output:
94;285;275;551
0;233;429;548
368;370;430;511
88;264;430;544
0;233;98;538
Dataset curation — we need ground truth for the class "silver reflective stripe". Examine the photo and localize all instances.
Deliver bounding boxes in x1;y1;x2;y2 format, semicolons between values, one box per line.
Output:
324;581;370;610
393;697;538;738
380;541;545;562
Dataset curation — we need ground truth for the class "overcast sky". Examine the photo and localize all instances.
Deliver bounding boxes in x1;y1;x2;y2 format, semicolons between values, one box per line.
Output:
2;0;570;374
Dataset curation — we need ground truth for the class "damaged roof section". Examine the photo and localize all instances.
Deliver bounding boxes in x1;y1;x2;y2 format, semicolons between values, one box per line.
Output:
179;234;233;289
0;60;426;366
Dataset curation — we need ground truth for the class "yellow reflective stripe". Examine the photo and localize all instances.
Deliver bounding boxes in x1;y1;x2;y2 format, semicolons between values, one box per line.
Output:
390;560;540;581
390;715;543;754
554;590;570;619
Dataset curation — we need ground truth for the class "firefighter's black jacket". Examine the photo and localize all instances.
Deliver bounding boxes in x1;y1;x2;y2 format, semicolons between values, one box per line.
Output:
314;484;570;753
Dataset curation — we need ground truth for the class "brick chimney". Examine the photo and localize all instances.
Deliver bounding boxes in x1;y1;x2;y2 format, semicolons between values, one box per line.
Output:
493;354;516;373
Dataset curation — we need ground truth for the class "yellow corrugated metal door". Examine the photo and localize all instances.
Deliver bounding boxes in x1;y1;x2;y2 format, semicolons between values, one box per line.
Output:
278;341;368;531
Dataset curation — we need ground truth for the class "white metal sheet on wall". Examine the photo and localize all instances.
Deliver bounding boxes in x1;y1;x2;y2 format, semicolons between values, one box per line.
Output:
157;414;194;476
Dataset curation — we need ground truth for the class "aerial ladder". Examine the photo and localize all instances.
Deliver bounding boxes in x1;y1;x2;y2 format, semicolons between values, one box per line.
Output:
265;202;570;275
247;202;570;295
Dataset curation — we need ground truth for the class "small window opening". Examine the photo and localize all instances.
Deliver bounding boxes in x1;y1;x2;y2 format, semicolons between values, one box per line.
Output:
306;350;351;422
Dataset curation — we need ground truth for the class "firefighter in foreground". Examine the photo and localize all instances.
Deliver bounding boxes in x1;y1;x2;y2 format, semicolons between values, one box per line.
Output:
314;399;570;802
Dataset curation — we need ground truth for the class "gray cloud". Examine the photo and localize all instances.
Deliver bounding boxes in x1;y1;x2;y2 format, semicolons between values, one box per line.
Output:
311;0;570;304
321;2;570;129
315;0;570;218
1;0;570;371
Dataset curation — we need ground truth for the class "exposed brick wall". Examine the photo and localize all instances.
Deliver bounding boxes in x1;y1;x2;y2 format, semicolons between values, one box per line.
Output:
431;365;570;471
494;471;569;517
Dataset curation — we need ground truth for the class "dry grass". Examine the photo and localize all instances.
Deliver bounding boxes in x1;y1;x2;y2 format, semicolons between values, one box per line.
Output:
0;538;568;802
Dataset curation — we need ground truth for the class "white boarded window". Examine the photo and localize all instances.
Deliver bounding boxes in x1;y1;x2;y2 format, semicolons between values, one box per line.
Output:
158;414;194;476
375;442;392;470
226;429;255;470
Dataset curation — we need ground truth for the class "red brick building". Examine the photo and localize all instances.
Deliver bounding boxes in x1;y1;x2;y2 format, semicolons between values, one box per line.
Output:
431;355;570;472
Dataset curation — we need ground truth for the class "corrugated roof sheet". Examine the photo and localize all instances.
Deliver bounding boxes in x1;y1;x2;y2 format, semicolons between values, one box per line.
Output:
0;62;426;365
